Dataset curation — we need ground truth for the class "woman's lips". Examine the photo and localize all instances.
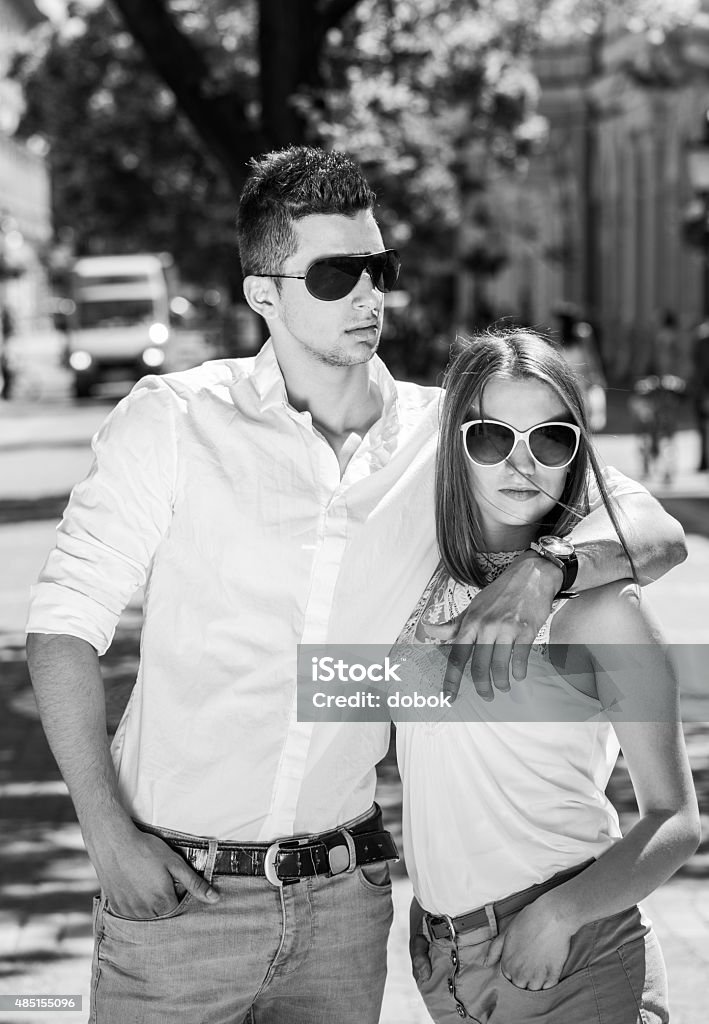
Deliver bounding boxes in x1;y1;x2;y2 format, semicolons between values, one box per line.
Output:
499;488;539;501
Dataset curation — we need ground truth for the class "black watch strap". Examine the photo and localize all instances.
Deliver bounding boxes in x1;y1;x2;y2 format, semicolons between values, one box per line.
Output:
559;554;578;594
529;538;578;597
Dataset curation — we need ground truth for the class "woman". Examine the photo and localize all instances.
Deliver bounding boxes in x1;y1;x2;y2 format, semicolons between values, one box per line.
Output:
395;329;700;1024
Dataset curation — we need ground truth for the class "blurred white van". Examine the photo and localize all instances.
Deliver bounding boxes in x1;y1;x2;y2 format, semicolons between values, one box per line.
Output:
63;254;171;398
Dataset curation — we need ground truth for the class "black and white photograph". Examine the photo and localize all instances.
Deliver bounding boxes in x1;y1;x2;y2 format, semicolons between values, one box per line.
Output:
1;0;708;1022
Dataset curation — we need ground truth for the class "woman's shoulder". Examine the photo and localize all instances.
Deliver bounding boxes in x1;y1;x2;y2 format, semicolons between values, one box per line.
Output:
551;579;662;647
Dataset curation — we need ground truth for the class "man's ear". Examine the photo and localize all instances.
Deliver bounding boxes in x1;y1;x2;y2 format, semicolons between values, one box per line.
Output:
243;276;279;322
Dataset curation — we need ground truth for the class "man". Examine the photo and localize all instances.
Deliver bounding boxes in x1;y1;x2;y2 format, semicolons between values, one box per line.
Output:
27;147;685;1024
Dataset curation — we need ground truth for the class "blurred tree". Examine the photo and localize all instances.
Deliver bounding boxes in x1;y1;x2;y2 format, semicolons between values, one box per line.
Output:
13;3;244;291
109;0;365;181
12;0;365;291
12;0;695;302
315;1;544;260
311;0;698;271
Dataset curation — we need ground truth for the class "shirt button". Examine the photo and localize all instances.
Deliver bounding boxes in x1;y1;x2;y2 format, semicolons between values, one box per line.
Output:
447;978;454;993
450;950;458;965
456;1004;466;1018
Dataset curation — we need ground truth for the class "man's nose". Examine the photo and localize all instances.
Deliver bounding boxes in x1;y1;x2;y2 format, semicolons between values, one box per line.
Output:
351;269;381;305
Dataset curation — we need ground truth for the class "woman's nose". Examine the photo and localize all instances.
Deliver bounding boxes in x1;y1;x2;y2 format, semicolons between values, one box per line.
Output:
506;439;536;473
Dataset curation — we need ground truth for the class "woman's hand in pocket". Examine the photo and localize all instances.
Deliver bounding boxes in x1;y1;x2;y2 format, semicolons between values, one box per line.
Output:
409;897;432;984
484;897;574;991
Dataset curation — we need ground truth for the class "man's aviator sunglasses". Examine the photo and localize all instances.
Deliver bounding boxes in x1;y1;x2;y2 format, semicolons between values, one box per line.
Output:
461;419;581;469
265;249;401;302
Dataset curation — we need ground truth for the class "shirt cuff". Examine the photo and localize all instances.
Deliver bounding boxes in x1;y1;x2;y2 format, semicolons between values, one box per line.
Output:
26;582;119;656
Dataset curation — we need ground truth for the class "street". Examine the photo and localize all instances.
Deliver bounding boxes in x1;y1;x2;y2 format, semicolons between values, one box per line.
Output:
1;389;708;1023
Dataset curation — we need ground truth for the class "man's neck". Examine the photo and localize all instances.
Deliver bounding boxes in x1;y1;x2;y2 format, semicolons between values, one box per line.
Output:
273;344;385;442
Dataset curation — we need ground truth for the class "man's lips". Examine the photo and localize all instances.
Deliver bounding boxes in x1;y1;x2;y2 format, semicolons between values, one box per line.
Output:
346;320;379;332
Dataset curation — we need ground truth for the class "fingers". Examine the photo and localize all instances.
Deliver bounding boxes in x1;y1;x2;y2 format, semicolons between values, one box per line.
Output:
422;612;463;643
429;607;537;699
443;641;473;702
489;643;512;692
497;946;562;990
168;855;220;904
501;969;561;991
468;643;492;701
483;932;505;967
410;934;432;984
448;641;516;701
143;832;220;904
99;830;220;919
510;641;533;681
470;642;514;698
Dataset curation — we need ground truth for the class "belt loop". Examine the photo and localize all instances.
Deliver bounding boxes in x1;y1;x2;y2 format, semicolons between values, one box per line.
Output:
343;828;357;873
484;902;498;938
204;839;219;885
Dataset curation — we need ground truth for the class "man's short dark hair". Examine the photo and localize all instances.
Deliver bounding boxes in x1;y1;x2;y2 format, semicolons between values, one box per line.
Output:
236;146;376;277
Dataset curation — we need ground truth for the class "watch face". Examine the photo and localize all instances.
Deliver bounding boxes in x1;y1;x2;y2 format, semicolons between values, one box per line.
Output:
538;535;575;559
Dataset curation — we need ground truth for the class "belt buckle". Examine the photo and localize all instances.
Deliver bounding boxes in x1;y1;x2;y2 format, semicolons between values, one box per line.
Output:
428;914;456;941
264;840;291;887
327;828;356;876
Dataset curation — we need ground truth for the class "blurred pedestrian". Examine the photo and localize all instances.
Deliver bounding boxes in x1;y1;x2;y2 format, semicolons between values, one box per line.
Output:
654;310;681;377
691;319;709;471
629;374;686;485
555;305;607;432
629;312;687;484
0;304;15;400
25;147;686;1024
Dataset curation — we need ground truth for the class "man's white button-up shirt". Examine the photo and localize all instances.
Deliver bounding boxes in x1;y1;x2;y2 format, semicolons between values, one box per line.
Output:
26;342;442;840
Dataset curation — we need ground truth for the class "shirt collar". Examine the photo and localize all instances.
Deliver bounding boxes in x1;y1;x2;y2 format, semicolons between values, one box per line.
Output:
247;339;399;426
248;340;289;411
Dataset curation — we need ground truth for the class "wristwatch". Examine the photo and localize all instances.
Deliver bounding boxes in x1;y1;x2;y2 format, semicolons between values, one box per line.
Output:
528;535;579;597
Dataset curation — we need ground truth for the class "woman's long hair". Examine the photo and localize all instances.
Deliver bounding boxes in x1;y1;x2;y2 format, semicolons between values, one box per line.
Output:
435;329;636;587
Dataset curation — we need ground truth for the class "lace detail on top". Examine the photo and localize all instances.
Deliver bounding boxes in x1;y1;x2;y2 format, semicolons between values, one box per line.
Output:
470;549;521;584
397;552;567;654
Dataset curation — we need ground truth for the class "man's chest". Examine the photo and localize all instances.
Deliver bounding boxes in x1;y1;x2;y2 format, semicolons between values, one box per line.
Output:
148;416;433;607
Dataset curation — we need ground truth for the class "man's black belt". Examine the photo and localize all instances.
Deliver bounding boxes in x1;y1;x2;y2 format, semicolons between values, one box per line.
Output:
426;859;593;940
136;804;398;887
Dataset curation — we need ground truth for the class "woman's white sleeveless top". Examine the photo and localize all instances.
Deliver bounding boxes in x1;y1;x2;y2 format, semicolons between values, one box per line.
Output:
395;559;622;917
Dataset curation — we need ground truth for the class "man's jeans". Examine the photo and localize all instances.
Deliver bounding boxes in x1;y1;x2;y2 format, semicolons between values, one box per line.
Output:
89;832;393;1023
417;903;668;1024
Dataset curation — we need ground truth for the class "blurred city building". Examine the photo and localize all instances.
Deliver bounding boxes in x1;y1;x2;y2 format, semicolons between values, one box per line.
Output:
489;2;709;384
0;0;52;338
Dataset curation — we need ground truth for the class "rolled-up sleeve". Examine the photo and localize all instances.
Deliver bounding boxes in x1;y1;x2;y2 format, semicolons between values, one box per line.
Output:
587;464;649;509
26;376;178;655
